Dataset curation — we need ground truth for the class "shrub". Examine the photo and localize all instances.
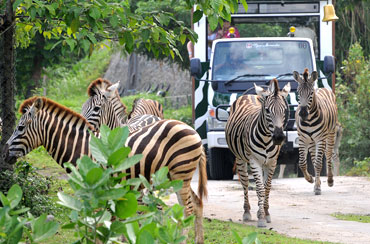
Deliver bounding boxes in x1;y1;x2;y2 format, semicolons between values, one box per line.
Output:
346;157;370;177
336;42;370;172
58;125;193;243
0;161;57;217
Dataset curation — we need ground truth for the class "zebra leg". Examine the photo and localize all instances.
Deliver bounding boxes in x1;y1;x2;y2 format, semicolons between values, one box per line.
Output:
298;144;313;183
250;161;266;228
263;164;276;223
236;158;252;222
175;180;194;243
313;142;325;195
326;131;336;187
190;189;204;244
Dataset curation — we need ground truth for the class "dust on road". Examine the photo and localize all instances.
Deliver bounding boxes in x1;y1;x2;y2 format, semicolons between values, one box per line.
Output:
170;176;370;244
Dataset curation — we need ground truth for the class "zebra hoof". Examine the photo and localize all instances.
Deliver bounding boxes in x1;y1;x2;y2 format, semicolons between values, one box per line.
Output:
243;212;252;222
314;187;321;195
328;178;334;187
306;175;314;183
257;219;267;228
265;215;271;223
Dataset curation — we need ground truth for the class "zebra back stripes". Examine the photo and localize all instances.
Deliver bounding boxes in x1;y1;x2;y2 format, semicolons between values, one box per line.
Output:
4;97;207;244
225;79;291;227
293;69;338;195
128;98;164;119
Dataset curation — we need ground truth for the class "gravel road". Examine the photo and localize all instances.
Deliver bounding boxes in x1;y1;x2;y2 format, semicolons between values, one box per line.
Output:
169;175;370;244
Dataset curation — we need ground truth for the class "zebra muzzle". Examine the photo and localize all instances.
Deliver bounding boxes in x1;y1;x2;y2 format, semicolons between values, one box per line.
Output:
272;127;285;145
2;144;17;165
299;107;309;121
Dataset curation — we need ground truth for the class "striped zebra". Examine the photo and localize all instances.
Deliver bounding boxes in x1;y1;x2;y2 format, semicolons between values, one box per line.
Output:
82;79;161;132
3;97;207;244
128;98;164;120
81;78;128;131
225;79;291;227
293;69;338;195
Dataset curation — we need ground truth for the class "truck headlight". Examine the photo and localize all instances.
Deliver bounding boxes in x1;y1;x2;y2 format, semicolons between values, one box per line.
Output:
207;107;226;130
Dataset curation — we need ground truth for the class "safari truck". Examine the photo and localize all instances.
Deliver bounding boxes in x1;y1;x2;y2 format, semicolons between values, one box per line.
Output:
190;0;337;179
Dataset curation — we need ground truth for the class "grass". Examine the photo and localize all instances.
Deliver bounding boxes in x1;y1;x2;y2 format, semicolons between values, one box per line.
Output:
332;213;370;223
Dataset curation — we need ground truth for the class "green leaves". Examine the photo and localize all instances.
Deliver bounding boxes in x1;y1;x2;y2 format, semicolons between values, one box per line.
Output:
232;230;261;244
116;193;138;219
31;214;59;242
57;192;82;211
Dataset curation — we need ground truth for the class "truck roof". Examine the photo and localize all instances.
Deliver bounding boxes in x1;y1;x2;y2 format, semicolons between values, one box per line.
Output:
213;37;314;45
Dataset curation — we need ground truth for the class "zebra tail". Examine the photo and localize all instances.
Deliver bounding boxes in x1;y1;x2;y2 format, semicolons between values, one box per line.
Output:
197;148;208;207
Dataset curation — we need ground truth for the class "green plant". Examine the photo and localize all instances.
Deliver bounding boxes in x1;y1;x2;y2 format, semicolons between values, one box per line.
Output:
0;184;59;243
58;125;192;243
346;157;370;177
332;213;370;223
336;42;370;173
233;230;261;244
0;161;57;217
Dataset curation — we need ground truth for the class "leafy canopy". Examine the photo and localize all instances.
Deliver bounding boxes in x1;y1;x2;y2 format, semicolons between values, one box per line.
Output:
13;0;247;58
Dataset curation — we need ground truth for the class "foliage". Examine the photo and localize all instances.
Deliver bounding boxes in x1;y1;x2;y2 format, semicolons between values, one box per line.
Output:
346;158;370;177
336;42;370;172
332;213;370;223
0;161;57;217
58;125;192;243
0;184;59;243
233;230;261;244
335;0;370;68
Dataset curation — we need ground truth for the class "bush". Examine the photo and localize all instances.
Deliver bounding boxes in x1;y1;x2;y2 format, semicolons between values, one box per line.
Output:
346;158;370;177
336;42;370;173
0;161;57;217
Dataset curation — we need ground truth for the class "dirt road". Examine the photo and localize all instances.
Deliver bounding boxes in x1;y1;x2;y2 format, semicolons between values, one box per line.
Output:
169;176;370;244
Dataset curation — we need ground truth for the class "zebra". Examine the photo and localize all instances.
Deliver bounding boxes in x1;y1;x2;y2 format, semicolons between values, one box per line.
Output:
81;78;128;130
225;79;291;227
293;69;338;195
81;80;162;132
3;97;207;244
128;98;164;120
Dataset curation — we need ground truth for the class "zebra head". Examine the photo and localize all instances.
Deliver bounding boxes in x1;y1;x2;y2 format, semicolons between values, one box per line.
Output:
255;79;291;145
293;68;318;121
81;83;120;131
3;97;44;164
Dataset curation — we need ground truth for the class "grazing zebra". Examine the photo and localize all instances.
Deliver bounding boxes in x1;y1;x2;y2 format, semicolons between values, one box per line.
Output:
225;79;291;227
128;98;164;120
293;69;338;195
81;78;128;130
3;97;207;244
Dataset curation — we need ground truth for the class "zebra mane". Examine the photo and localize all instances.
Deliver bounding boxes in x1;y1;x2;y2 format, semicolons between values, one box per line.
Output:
128;98;141;119
20;96;95;131
272;78;279;96
303;68;309;82
87;78;112;97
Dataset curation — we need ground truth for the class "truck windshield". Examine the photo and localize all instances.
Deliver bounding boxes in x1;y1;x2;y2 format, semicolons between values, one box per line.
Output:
212;40;313;81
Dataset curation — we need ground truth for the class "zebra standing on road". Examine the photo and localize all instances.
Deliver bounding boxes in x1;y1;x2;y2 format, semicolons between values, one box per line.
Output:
293;69;338;195
3;97;207;244
225;79;291;227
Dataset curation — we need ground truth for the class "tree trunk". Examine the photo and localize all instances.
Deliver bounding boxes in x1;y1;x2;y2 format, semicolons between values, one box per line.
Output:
0;0;16;170
25;37;44;98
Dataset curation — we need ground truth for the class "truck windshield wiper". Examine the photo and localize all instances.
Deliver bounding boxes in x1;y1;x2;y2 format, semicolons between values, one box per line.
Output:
275;73;293;79
225;74;271;86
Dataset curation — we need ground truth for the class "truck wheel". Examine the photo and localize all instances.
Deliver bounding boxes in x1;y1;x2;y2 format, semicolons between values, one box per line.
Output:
209;148;234;180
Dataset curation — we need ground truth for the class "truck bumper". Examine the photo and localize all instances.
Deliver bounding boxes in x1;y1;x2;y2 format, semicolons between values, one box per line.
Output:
207;130;299;149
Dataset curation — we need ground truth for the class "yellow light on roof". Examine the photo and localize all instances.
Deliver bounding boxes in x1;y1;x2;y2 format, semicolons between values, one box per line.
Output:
229;27;235;34
289;26;296;33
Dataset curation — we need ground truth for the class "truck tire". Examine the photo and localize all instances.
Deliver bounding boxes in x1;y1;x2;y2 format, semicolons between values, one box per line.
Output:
208;148;234;180
297;153;327;177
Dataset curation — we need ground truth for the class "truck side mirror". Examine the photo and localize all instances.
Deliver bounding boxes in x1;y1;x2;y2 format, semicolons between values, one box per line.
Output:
323;55;335;74
190;58;202;78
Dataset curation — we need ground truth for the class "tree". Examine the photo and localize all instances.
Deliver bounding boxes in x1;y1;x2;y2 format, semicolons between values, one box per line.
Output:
0;0;247;166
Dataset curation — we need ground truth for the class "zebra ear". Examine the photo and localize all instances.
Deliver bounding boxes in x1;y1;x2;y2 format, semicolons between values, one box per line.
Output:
30;98;43;118
280;82;291;98
104;83;119;98
292;71;303;83
310;71;318;83
254;83;267;97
